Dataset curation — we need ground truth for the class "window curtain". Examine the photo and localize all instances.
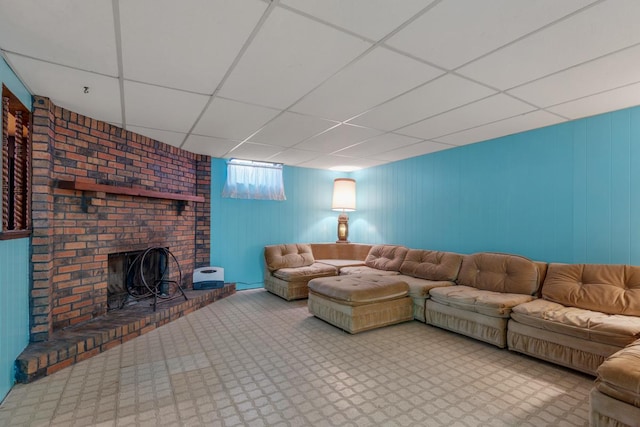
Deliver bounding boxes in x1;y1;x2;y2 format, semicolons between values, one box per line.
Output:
222;159;286;201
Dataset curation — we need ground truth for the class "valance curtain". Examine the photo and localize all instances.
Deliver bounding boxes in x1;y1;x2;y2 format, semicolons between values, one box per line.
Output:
222;159;286;201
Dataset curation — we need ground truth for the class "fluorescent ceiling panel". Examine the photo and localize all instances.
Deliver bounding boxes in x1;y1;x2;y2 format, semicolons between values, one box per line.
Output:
291;46;443;121
119;0;267;94
0;0;117;75
218;7;371;109
398;94;535;140
124;81;209;132
249;112;338;147
192;97;280;140
385;0;594;69
350;74;496;131
6;54;122;125
181;135;239;158
280;0;433;41
458;1;640;90
435;110;566;146
294;124;383;153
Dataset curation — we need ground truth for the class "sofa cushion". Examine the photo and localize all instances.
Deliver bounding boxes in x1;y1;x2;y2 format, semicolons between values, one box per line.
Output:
429;285;535;318
364;245;409;271
511;299;640;347
542;263;640;316
264;244;314;271
308;275;408;305
596;340;640;407
396;274;455;298
457;252;540;296
272;263;337;282
340;266;400;276
399;249;463;281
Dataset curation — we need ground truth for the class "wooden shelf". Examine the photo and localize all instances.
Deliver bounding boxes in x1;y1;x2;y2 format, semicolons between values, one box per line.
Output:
57;180;206;203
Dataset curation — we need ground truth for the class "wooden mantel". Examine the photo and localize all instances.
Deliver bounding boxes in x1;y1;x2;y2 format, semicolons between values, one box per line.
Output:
57;180;206;203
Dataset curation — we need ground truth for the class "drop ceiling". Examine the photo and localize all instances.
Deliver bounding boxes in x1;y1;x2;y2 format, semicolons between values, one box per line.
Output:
2;0;640;170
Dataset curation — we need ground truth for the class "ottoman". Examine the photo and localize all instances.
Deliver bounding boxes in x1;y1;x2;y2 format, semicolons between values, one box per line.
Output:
307;275;413;334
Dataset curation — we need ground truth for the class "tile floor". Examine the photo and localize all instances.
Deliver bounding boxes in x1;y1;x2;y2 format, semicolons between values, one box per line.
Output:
0;289;593;426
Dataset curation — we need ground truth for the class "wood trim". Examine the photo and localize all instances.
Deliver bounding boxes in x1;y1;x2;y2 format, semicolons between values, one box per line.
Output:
0;229;31;240
57;180;206;203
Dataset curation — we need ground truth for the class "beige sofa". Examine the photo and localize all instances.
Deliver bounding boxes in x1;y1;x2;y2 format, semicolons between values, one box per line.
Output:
425;252;543;348
263;243;372;300
265;243;464;321
507;263;640;375
264;243;640;425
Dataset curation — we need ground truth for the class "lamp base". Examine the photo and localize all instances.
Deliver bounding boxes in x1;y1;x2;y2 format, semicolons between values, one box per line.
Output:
336;213;350;243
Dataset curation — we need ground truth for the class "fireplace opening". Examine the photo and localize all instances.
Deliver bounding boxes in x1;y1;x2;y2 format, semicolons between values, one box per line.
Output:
107;247;186;311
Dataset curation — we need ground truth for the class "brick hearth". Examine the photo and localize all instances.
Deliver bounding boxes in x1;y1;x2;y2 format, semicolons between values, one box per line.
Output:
16;285;235;383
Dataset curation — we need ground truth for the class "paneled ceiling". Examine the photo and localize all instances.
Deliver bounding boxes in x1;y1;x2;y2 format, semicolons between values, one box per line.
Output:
2;0;640;170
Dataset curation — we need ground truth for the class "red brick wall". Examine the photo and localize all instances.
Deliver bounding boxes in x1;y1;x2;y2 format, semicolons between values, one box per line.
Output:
30;96;211;341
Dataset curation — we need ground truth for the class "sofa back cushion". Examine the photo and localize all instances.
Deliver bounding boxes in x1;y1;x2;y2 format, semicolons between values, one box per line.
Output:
310;243;372;261
365;245;409;272
264;244;314;271
457;252;540;295
542;263;640;316
399;249;463;281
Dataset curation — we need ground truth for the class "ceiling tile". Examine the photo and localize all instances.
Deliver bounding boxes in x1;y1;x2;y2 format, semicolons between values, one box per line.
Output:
0;0;117;75
227;142;284;161
434;110;566;146
291;46;443;121
508;44;640;108
192;97;280;140
119;0;267;94
334;133;422;157
298;155;384;170
218;7;371;109
349;74;496;131
126;126;186;148
458;0;640;90
547;82;640;120
6;54;122;124
397;94;536;140
124;81;209;132
249;112;338;147
371;141;453;162
266;148;321;165
280;0;433;41
386;0;594;70
294;124;383;153
182;135;239;158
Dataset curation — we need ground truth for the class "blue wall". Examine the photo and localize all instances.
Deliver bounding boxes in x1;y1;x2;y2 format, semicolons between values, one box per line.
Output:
210;158;347;289
211;105;640;288
0;58;32;402
352;106;640;265
0;238;30;401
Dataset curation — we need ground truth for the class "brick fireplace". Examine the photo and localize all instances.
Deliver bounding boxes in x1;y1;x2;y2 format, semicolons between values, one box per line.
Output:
29;96;212;343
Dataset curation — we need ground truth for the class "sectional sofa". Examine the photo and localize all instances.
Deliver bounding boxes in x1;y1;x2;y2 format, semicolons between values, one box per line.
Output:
263;243;640;427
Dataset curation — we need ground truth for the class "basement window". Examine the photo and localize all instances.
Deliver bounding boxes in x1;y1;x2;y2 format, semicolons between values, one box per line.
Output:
1;85;31;239
222;159;286;201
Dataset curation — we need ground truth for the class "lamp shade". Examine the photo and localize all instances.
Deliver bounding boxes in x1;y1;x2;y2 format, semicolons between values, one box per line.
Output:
331;178;356;212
